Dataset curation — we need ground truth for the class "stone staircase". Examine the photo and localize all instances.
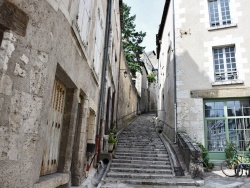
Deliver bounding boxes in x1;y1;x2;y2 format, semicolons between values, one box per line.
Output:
100;115;201;187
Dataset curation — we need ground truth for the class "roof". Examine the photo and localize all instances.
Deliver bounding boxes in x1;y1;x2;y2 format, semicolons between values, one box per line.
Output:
156;0;171;59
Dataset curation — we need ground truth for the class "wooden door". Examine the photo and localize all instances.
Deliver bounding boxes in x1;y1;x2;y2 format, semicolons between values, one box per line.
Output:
40;79;66;175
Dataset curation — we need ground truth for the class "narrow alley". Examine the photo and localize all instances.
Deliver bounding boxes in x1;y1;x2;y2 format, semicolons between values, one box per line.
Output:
1;0;250;188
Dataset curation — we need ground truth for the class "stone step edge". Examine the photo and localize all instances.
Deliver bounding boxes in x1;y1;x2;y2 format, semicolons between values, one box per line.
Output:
111;162;171;167
102;177;204;186
109;167;172;173
106;172;173;178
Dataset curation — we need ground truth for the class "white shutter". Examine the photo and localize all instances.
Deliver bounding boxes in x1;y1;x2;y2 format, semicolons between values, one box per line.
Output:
93;20;103;75
77;0;93;46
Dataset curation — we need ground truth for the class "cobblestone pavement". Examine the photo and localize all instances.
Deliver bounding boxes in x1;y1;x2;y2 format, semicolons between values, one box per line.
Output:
203;165;250;188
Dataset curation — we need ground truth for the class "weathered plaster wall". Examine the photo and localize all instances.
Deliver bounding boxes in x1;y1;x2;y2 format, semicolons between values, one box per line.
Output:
157;0;176;140
0;0;100;187
139;67;149;113
117;54;138;129
148;82;158;112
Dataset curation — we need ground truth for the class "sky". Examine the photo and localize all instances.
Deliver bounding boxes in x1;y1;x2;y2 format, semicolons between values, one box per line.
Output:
123;0;166;52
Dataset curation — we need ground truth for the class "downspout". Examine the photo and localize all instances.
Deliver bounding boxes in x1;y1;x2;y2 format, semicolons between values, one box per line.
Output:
115;34;123;129
96;0;112;156
173;0;177;143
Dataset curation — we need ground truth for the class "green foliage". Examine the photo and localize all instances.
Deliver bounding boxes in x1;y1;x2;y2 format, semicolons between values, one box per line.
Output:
197;143;214;169
108;133;117;144
225;142;235;159
122;3;146;76
109;128;118;135
147;73;156;83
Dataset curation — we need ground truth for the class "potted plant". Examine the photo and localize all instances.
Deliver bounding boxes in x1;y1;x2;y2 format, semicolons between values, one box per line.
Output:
108;133;117;152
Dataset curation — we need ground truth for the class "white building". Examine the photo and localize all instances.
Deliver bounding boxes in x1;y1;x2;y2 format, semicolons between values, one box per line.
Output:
157;0;250;161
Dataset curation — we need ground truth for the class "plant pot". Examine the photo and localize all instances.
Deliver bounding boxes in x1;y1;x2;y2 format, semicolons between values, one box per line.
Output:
108;143;114;152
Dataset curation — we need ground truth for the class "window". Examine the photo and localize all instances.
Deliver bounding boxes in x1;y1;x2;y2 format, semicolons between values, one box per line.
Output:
213;46;237;81
208;0;231;27
77;0;93;47
205;99;250;155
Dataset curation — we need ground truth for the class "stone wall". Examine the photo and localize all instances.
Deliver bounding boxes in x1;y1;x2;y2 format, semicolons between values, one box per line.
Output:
0;0;103;187
116;53;138;129
139;67;149;113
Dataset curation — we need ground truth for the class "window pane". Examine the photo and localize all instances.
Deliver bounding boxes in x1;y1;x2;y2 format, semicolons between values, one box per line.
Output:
207;120;226;151
205;102;214;109
209;0;219;27
234;118;250;151
215;102;223;109
220;0;231;24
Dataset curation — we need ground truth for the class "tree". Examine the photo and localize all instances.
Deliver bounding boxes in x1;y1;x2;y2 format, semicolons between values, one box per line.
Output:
122;3;146;77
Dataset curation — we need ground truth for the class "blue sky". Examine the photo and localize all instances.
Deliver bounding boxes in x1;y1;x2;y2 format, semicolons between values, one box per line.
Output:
123;0;165;52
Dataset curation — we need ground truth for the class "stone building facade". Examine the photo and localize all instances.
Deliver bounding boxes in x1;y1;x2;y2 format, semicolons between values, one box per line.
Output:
157;0;250;161
135;51;158;114
0;0;132;187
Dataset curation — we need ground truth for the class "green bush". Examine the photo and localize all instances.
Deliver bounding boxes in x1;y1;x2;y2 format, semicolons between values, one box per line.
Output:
108;133;117;144
225;142;235;159
197;143;214;169
147;73;156;83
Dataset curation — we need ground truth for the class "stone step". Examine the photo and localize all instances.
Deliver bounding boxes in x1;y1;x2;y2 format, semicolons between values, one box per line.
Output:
106;172;173;179
112;159;171;165
118;134;158;136
117;141;163;144
119;135;158;137
118;139;162;144
116;145;165;149
115;148;167;152
114;150;168;155
100;183;168;188
111;162;171;169
109;167;172;174
114;146;166;150
118;139;162;141
101;178;200;187
114;155;169;161
114;152;168;158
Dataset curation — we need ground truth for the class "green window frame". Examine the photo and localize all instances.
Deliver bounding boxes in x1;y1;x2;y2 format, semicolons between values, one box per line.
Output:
204;98;250;160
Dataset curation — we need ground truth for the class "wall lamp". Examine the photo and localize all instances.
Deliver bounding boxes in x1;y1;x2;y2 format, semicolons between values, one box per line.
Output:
123;70;128;78
120;69;128;78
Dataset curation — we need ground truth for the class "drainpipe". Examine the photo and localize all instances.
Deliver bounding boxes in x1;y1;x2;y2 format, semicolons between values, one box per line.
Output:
96;0;112;158
115;35;122;129
173;0;177;143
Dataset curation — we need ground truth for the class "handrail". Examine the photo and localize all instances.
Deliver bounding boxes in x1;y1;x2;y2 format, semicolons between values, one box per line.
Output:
157;119;175;130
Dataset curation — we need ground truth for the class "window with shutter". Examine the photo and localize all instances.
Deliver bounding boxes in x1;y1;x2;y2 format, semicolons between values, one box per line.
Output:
93;7;104;75
77;0;93;48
